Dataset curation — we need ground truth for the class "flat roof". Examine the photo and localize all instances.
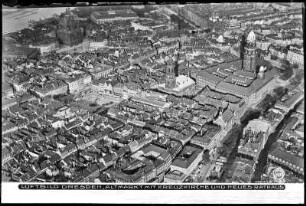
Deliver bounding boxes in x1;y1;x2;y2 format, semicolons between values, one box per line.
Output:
275;90;304;108
245;119;272;134
215;68;277;97
171;145;202;169
132;96;170;109
91;10;138;20
142;144;170;161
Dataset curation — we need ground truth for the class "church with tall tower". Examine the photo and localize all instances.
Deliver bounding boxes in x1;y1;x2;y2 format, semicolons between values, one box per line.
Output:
56;8;85;46
165;65;177;89
242;30;257;72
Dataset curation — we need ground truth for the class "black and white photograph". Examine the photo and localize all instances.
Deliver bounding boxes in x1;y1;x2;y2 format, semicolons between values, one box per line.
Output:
1;1;305;204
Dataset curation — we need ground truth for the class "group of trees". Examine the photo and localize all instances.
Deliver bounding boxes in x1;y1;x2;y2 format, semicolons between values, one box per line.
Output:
257;94;277;113
290;69;304;86
202;150;210;164
279;59;294;80
217;124;241;159
257;86;288;113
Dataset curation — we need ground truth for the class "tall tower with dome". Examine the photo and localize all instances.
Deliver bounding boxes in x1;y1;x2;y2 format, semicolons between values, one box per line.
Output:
242;30;257;72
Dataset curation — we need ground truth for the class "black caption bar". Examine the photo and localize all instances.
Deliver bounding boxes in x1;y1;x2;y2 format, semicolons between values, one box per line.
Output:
19;184;286;190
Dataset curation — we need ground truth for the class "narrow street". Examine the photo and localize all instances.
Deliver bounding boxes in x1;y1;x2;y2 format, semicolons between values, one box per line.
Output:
252;100;303;182
193;162;212;183
218;109;261;182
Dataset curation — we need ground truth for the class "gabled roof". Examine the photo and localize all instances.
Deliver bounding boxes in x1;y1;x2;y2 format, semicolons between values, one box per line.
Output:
222;108;234;123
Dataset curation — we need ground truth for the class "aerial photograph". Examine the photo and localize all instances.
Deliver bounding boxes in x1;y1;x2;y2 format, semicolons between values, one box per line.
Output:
2;3;304;184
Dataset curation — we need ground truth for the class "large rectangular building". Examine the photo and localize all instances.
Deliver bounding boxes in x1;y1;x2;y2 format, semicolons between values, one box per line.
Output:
170;5;210;29
91;10;138;24
268;146;304;175
238;119;272;161
108;144;172;183
30;80;68;98
215;68;278;105
191;124;222;151
63;74;92;94
196;70;224;89
170;145;203;176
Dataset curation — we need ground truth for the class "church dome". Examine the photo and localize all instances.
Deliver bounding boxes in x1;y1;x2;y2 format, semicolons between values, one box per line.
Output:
247;30;256;43
259;66;267;72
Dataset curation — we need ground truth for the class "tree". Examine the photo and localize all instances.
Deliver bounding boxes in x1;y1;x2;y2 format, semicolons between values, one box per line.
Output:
279;64;293;80
203;150;210;163
273;86;287;99
271;55;278;60
293;70;304;83
280;59;290;67
257;93;276;112
292;63;299;69
217;146;225;156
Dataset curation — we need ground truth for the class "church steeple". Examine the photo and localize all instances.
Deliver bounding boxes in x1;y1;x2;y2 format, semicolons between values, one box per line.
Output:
165;65;176;89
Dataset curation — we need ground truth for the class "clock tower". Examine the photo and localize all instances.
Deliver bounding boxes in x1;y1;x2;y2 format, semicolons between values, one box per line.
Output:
242;30;257;72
